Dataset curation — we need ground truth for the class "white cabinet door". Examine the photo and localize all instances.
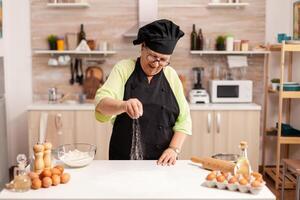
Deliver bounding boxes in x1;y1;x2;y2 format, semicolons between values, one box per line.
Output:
225;111;260;171
95;120;113;160
180;111;214;160
28;111;75;156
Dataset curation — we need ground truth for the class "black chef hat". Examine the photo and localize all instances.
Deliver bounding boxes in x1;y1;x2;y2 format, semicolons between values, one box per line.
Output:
133;19;184;55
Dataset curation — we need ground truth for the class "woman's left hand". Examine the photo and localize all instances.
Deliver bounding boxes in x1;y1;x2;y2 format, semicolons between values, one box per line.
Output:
157;148;177;166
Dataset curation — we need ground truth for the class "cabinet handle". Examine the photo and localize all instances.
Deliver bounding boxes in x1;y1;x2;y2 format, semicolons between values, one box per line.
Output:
207;112;212;133
216;112;221;134
55;113;63;135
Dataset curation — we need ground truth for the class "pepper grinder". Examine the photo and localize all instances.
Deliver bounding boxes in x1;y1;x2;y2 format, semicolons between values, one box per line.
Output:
43;142;52;169
33;143;44;174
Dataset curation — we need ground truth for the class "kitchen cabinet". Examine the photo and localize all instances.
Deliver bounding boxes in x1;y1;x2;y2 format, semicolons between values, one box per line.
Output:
180;110;260;171
28;110;112;160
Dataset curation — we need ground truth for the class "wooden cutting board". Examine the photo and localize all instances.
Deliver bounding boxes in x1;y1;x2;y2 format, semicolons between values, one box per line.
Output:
83;66;104;99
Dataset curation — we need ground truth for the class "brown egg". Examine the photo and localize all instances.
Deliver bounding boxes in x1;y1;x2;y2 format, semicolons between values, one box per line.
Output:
28;172;39;180
51;168;61;176
31;178;42;190
251;180;262;187
54;165;64;174
239;178;249;185
42;177;52;188
40;169;52;179
251;172;262;179
61;173;70;184
206;173;216;181
216;175;225;182
255;176;264;183
228;176;238;184
221;172;229;179
52;174;61;186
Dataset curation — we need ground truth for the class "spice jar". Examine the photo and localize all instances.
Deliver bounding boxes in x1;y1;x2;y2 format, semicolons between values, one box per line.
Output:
233;40;241;51
241;40;249;51
57;37;65;51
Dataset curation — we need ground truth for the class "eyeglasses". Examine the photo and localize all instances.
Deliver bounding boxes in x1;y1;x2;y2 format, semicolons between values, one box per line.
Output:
145;47;170;67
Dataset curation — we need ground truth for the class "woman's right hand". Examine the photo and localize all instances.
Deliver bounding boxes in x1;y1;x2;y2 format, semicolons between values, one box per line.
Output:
122;98;143;119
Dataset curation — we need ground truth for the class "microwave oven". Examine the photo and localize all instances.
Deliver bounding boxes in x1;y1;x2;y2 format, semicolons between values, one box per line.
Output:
209;80;253;103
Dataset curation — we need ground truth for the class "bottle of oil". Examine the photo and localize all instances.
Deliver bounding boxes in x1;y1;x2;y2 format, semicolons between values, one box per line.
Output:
78;24;86;44
13;154;31;192
234;141;252;179
190;24;198;50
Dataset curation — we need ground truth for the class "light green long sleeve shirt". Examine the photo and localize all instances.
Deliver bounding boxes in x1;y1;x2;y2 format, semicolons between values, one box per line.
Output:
94;59;192;136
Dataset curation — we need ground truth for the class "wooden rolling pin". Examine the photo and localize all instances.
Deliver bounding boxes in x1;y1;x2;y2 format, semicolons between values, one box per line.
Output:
191;156;235;174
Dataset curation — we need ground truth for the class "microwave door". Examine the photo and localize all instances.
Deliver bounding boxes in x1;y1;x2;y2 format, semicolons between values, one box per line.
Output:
217;85;239;98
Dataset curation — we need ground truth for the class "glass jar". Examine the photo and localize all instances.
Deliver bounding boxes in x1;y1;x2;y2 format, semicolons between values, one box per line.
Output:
57;37;65;51
241;40;249;51
13;154;31;192
233;40;241;51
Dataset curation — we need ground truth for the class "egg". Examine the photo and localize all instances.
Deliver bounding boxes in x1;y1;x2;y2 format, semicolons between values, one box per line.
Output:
228;176;238;184
54;165;64;174
52;174;61;186
31;178;42;190
28;172;39;180
221;172;229;179
251;180;262;188
51;168;61;176
61;173;71;184
251;172;262;179
42;177;52;188
239;178;249;185
206;173;216;181
255;176;264;183
216;175;225;182
40;169;52;179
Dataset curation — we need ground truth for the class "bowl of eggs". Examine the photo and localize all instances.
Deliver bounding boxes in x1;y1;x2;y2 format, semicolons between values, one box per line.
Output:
204;171;265;195
56;143;97;168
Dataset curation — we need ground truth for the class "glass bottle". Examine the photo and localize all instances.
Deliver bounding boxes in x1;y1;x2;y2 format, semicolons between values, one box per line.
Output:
78;24;86;44
234;141;252;179
190;24;198;50
13;154;31;192
197;28;204;50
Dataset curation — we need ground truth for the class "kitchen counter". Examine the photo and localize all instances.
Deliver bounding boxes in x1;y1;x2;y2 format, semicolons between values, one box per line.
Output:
0;160;275;200
28;102;261;111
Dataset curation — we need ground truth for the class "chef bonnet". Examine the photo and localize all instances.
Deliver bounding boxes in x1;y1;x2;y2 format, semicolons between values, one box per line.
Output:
133;19;184;55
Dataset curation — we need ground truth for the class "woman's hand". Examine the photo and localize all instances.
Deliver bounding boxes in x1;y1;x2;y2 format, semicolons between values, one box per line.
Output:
157;148;178;166
122;98;143;119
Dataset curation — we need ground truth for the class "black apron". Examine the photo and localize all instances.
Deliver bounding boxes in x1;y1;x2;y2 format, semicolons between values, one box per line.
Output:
109;58;180;160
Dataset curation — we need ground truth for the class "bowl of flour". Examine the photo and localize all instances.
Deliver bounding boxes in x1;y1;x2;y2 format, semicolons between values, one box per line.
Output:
56;143;96;168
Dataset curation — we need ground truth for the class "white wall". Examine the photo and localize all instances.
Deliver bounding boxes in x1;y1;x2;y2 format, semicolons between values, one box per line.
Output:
2;0;32;165
265;0;300;164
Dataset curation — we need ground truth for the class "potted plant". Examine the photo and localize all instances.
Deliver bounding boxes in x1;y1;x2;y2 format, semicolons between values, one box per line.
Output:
216;36;226;51
47;34;58;50
271;78;280;90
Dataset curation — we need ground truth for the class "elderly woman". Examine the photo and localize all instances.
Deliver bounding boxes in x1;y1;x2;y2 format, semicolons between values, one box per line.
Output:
95;19;191;166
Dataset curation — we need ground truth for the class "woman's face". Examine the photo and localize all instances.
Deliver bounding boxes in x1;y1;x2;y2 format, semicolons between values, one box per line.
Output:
140;44;171;77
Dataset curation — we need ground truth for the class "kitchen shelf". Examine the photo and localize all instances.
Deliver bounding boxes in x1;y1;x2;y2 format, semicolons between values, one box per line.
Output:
190;50;270;55
267;88;300;98
34;50;116;56
207;2;249;8
262;41;300;190
47;2;90;8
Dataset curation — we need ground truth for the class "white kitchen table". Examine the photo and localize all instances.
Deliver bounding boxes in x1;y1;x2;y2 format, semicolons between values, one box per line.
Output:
0;160;275;200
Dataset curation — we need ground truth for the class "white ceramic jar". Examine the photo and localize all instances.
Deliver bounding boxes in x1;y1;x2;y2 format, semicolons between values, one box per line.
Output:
226;36;234;51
